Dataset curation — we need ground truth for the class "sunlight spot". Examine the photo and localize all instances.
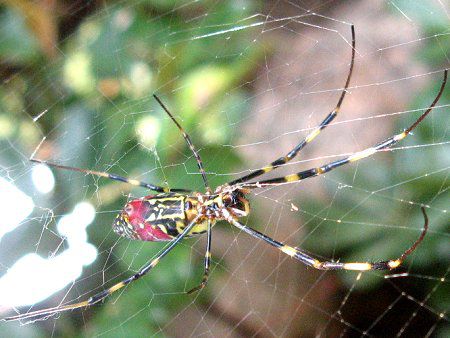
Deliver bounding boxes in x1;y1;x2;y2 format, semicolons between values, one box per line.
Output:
0;115;14;138
64;51;95;95
0;201;97;307
114;9;133;31
136;115;161;149
0;178;34;240
126;61;153;98
31;163;55;194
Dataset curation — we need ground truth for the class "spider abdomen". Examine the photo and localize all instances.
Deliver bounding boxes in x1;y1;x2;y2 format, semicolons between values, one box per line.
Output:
113;193;209;241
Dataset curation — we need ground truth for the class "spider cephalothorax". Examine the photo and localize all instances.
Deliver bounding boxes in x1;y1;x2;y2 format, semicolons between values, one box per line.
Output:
220;188;251;218
6;25;445;322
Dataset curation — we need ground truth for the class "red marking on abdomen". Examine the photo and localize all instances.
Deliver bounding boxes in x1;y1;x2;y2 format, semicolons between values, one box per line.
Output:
127;198;173;241
136;223;173;241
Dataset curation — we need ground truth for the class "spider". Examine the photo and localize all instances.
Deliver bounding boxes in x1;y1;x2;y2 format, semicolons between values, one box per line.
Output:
4;25;447;322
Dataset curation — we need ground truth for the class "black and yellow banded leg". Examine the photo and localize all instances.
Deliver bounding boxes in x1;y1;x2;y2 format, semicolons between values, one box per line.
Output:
153;94;211;192
228;207;428;271
3;215;202;323
187;220;212;294
30;159;191;193
227;25;356;186
242;69;447;189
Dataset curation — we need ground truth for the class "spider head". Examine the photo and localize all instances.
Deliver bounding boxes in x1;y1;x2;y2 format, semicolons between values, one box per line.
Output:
222;189;250;218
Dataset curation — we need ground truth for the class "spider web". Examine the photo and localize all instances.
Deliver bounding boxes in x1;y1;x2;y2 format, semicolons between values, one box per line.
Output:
0;1;448;337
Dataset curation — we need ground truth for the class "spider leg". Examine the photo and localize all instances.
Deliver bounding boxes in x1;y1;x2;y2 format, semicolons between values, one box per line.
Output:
240;70;447;189
187;219;212;294
3;215;201;323
227;25;355;186
225;207;428;271
153;95;211;192
30;159;190;193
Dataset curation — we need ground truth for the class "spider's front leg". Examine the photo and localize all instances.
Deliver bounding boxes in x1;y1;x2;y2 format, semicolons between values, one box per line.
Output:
30;159;190;193
187;220;212;294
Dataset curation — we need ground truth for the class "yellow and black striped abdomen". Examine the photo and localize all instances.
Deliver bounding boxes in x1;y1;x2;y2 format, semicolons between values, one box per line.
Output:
113;193;208;241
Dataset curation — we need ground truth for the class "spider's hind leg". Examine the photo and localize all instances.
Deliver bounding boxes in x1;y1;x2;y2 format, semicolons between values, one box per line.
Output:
3;215;202;323
226;207;428;272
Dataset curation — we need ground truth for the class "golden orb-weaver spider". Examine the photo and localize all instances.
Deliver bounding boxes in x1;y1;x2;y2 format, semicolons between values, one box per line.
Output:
4;25;447;322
